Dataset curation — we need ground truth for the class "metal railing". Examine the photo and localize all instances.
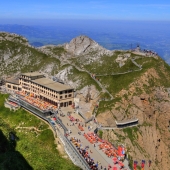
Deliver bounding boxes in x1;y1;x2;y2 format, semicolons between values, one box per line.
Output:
56;127;90;169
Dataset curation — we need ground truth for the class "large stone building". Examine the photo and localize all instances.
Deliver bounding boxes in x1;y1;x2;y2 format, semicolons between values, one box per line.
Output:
6;72;74;108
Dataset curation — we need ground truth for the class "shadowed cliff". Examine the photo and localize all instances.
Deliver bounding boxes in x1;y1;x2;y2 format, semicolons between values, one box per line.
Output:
0;129;33;170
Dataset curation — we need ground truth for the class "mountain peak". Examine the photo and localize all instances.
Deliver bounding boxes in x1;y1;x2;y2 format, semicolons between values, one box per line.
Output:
64;35;113;56
64;35;98;55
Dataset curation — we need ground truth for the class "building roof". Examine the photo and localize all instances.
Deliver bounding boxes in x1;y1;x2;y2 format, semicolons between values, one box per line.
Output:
21;72;44;77
6;77;19;85
32;78;73;92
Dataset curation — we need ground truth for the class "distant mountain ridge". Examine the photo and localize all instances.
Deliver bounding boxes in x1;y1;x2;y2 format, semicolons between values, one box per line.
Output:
1;23;170;64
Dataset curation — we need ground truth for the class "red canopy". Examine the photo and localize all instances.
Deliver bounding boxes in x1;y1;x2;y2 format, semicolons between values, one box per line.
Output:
118;161;124;167
113;157;117;161
112;167;117;170
118;146;122;156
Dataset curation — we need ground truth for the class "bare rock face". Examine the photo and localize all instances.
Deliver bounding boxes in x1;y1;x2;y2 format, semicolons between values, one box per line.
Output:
97;68;170;170
65;35;112;56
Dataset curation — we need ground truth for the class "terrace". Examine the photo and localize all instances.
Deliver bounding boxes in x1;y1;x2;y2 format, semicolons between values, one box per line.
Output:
15;91;58;113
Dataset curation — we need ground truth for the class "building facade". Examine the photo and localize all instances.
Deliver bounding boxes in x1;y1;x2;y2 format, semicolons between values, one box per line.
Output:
6;72;74;108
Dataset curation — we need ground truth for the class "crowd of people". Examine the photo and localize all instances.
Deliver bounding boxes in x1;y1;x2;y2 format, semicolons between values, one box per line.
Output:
61;111;126;169
70;137;106;170
143;49;157;56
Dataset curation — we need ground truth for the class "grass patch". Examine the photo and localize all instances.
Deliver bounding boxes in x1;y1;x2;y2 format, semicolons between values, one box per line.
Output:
75;52;139;75
122;127;146;155
98;130;103;138
96;97;121;116
123;127;139;143
140;121;152;127
51;46;66;57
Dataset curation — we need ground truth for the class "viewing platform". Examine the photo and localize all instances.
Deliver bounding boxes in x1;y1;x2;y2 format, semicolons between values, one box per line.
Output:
115;118;139;128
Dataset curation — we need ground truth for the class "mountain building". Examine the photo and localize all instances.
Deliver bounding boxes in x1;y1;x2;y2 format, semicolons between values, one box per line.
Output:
6;72;74;108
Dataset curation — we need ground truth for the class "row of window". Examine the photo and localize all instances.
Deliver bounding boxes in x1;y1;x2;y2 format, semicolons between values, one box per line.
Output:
60;94;72;99
60;101;72;107
21;80;73;95
22;83;29;86
21;76;31;80
30;88;72;99
8;84;73;99
7;85;21;91
7;85;17;89
20;79;30;83
23;86;30;90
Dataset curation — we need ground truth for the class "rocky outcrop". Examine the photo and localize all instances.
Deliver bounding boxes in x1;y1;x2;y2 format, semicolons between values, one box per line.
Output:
64;35;113;56
0;32;60;77
0;32;29;45
116;53;131;67
55;66;80;89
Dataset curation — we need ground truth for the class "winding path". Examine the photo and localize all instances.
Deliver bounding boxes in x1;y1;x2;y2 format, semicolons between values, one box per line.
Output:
65;57;142;101
58;57;143;120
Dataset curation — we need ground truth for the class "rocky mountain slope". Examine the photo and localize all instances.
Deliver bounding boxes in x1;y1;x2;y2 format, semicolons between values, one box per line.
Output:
64;35;113;56
98;68;170;170
0;32;170;170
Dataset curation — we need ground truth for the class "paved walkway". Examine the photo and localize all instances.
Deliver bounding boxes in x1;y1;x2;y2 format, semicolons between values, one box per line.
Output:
52;107;130;170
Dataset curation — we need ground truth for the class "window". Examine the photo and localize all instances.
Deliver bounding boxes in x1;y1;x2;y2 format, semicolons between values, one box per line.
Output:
7;85;11;88
65;95;67;98
68;94;72;97
60;96;63;99
60;103;63;107
69;101;72;105
13;86;17;90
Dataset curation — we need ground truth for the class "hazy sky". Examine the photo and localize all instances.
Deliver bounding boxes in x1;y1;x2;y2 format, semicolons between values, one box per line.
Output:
0;0;170;21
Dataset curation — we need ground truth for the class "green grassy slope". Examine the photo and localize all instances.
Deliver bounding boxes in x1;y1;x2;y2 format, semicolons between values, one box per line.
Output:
94;55;170;115
0;94;80;170
69;51;139;75
97;56;170;96
0;39;61;76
